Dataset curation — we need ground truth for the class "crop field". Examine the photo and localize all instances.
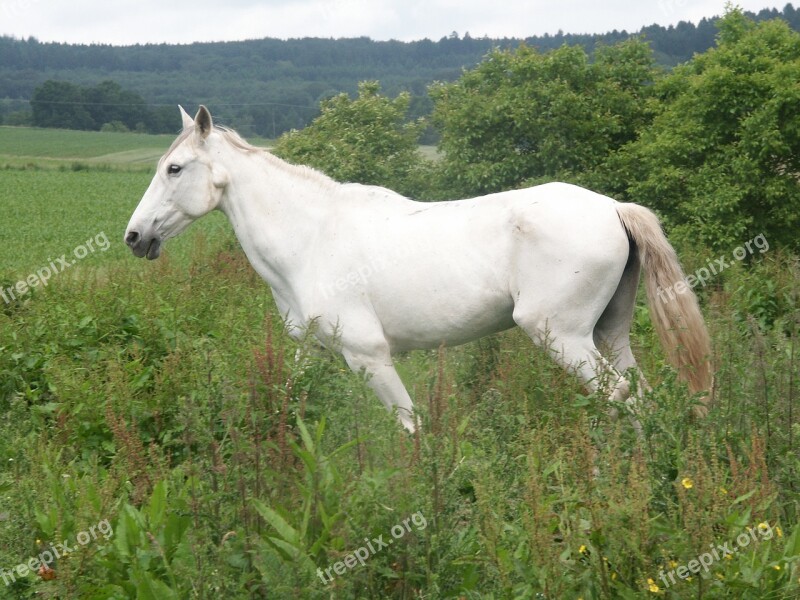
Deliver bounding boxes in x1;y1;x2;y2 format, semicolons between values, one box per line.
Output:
0;127;798;600
0;127;174;169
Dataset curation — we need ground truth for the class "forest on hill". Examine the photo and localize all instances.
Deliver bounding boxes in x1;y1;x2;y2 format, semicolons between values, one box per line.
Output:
1;4;799;137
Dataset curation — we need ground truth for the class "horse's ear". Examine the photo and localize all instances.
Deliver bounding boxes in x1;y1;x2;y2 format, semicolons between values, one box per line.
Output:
179;105;193;130
194;105;213;140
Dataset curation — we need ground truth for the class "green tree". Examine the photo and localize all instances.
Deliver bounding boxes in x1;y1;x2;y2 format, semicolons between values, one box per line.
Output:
612;8;800;251
84;80;149;131
429;39;658;197
29;79;165;133
273;81;427;197
31;80;94;130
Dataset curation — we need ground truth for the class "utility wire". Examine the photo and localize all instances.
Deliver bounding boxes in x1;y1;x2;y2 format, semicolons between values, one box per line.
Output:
23;99;321;110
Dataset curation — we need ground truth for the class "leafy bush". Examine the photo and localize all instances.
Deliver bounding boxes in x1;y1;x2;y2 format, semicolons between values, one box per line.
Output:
274;81;429;198
610;9;800;252
429;39;658;197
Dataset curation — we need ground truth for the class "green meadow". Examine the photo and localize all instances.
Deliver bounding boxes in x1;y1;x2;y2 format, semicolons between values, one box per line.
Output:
0;127;174;169
0;127;798;599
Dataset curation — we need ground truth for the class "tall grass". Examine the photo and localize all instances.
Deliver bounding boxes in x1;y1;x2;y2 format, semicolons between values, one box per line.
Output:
0;221;798;598
0;130;798;598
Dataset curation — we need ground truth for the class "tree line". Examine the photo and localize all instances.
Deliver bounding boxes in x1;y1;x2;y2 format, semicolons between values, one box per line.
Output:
2;4;800;136
29;80;176;133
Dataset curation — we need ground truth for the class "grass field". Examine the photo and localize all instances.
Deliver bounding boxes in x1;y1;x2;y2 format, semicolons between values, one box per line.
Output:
0;127;798;600
0;126;275;170
0;127;247;274
0;127;174;169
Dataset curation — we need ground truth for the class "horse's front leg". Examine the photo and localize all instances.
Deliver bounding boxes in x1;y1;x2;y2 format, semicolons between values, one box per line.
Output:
341;345;416;433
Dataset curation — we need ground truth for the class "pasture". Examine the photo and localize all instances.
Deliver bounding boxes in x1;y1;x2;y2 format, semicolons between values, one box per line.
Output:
0;127;798;599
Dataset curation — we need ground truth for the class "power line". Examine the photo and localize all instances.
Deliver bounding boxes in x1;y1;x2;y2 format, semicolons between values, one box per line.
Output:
21;99;321;110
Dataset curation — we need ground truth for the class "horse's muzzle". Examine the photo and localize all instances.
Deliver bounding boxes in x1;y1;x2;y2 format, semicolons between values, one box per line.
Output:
125;230;161;260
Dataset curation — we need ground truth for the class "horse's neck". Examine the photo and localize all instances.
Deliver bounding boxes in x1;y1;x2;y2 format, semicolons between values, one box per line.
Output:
217;151;332;294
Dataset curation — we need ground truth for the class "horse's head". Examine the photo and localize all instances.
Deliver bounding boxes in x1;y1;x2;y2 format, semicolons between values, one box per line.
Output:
125;105;228;259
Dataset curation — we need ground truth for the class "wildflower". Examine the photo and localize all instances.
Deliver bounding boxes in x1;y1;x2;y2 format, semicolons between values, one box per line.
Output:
669;560;678;568
579;544;588;555
37;564;55;580
758;522;770;532
773;565;781;571
681;477;693;489
647;578;660;592
776;525;783;538
719;486;728;495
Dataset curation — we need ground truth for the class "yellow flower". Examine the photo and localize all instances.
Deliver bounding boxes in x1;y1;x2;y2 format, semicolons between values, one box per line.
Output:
35;538;41;545
579;544;588;555
647;578;660;593
681;477;693;489
776;525;783;538
719;486;728;495
773;565;781;571
669;560;678;568
758;521;770;532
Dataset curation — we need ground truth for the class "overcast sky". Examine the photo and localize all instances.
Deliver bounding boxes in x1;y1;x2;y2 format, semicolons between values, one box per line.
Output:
0;1;790;45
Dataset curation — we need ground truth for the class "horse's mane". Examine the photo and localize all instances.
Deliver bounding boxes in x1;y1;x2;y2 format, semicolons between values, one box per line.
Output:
216;126;337;189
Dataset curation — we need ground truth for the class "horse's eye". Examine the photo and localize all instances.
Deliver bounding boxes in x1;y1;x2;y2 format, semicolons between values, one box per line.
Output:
167;164;182;175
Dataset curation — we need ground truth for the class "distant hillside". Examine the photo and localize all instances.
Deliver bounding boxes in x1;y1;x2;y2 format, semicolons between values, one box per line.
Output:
1;4;798;137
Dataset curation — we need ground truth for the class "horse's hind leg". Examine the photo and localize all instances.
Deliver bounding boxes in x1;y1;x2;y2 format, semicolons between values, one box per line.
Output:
593;251;650;420
593;250;642;371
513;309;642;436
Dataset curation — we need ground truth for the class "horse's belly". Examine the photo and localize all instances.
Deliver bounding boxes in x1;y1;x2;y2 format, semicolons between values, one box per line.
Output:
375;286;517;352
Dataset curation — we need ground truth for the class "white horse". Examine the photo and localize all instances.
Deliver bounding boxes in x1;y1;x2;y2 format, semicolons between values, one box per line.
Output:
125;106;712;433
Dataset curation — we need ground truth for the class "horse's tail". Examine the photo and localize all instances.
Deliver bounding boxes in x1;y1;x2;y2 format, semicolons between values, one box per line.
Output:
615;202;713;417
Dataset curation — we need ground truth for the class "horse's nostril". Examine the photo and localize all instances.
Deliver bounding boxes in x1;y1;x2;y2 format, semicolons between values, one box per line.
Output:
125;231;140;246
